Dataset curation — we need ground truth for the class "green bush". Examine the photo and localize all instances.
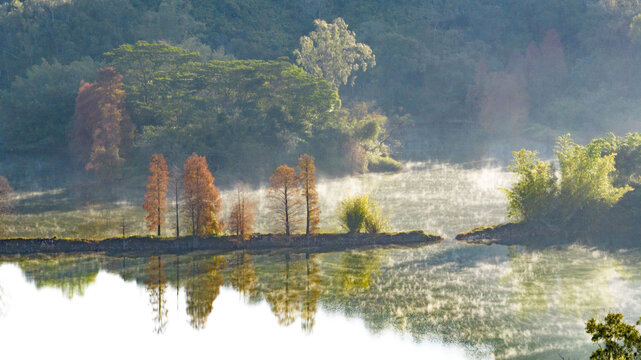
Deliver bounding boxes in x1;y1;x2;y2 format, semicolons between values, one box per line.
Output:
338;195;370;233
501;149;557;222
502;135;632;225
364;200;390;233
556;135;631;223
367;155;403;173
338;194;390;233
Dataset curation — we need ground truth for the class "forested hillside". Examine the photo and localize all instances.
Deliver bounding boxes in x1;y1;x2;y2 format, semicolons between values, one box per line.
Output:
2;0;641;186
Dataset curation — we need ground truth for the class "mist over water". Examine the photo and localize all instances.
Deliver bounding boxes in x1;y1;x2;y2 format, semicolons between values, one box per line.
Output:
223;161;514;237
2;161;641;359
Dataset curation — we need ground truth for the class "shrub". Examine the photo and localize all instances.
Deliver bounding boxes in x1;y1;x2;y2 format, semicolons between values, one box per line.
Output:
338;194;370;233
364;200;390;234
367;155;403;173
338;194;389;233
556;135;631;223
502;135;632;225
501;149;557;222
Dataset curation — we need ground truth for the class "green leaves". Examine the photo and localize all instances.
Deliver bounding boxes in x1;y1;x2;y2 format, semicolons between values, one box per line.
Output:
502;134;632;225
586;313;641;360
107;42;343;173
338;194;389;234
556;134;631;223
293;18;375;88
502;149;557;222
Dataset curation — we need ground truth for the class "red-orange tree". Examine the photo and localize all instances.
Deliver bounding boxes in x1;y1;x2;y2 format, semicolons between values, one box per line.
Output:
269;165;302;235
71;67;134;181
298;154;320;235
143;154;170;236
184;154;223;237
228;186;256;240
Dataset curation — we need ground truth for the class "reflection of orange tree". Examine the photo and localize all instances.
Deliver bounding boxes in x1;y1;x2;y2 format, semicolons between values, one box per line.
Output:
228;253;256;299
145;256;169;334
301;253;322;333
185;256;226;330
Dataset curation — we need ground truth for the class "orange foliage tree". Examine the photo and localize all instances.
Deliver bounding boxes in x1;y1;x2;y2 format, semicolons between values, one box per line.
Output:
228;185;256;240
143;154;170;236
183;154;223;237
298;154;320;235
71;67;134;181
269;165;302;235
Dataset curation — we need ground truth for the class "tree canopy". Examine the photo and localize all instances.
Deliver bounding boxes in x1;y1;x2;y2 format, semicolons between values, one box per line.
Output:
293;17;375;88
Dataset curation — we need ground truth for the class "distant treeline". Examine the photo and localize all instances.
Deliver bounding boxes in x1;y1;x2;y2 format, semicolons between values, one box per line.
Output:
3;0;641;163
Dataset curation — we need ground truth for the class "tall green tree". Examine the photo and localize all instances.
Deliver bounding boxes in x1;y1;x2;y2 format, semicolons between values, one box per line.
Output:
293;18;375;88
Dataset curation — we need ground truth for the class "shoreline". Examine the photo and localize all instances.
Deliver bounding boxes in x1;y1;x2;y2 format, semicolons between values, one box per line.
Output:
455;223;641;249
0;231;443;255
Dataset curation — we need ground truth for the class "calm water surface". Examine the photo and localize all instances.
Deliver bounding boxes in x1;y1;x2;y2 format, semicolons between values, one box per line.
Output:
1;163;640;359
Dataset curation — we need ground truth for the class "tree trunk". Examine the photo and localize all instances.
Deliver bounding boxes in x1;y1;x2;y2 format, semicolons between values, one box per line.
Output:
285;186;290;236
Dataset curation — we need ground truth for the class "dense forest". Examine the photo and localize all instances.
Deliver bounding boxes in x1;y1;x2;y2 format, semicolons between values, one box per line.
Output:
2;0;641;188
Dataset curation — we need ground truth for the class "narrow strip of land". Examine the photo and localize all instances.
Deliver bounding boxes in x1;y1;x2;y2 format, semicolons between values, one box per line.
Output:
0;231;443;255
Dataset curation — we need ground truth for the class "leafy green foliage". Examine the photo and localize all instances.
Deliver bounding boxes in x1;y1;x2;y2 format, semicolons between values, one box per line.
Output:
590;133;641;188
501;149;557;222
367;155;403;173
105;41;351;177
363;200;390;234
338;194;370;233
586;313;641;360
293;18;375;88
503;134;631;226
556;135;631;223
338;194;389;234
0;58;101;152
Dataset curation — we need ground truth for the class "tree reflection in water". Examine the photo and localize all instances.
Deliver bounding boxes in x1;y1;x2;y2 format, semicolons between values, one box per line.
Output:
228;252;256;300
185;256;226;330
301;253;321;333
18;256;100;299
262;253;304;326
145;256;169;334
5;246;641;358
336;251;381;294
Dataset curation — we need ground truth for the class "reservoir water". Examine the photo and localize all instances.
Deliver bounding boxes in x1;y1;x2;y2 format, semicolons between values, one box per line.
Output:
1;162;640;359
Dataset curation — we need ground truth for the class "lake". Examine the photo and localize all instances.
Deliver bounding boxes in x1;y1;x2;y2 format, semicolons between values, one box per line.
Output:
1;162;640;359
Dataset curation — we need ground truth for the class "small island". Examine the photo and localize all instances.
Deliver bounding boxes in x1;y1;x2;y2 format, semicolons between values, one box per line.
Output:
456;133;641;248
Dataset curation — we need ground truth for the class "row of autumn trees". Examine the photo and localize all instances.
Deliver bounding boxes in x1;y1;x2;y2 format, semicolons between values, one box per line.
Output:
143;153;320;238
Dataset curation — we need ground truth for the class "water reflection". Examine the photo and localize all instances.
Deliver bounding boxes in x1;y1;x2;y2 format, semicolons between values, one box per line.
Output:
336;251;381;294
301;253;321;333
228;252;256;300
184;256;225;330
17;256;100;298
145;256;169;334
2;245;641;359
